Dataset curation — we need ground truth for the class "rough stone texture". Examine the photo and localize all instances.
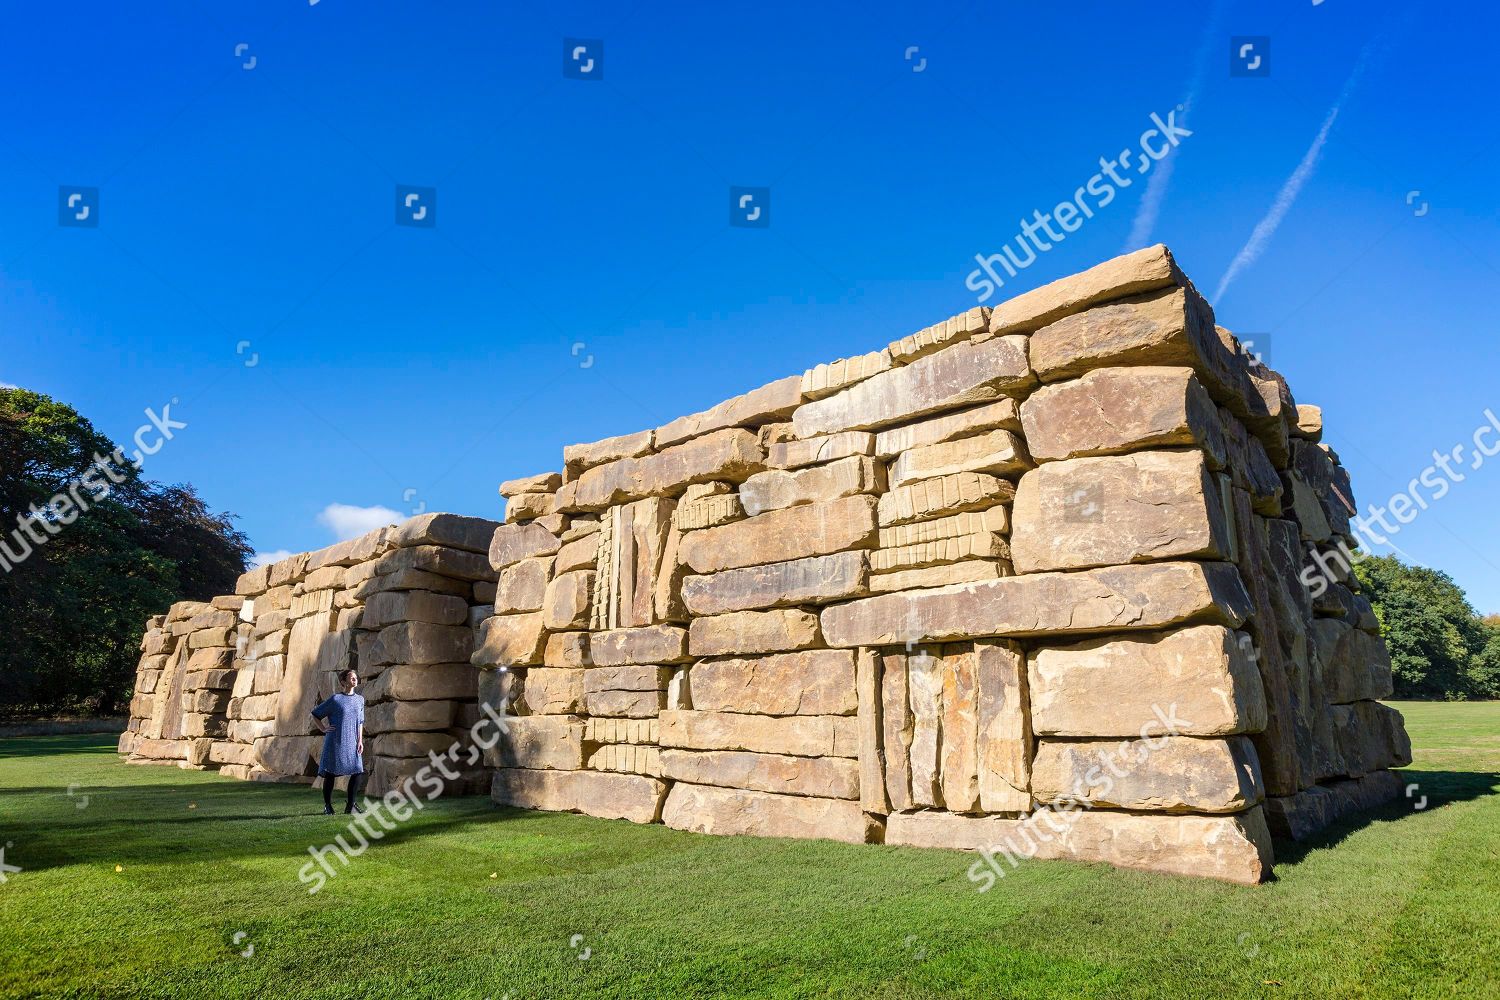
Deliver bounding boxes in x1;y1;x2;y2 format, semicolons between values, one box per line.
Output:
975;640;1030;813
802;351;895;401
654;375;804;449
1029;625;1268;737
873;399;1021;459
473;613;547;668
493;715;586;770
681;495;878;574
792;335;1034;438
740;456;886;516
768;431;875;470
1010;450;1233;573
889;429;1030;489
1020;366;1226;465
691;651;857;716
682;551;870;615
362;590;468;629
489;522;561;571
566;428;765;511
589;625;690;666
491;768;667;824
888;306;990;363
1031;735;1264;813
498;472;562;497
871;560;1006;594
662;782;877;844
821;561;1252;648
987;243;1184;337
659;710;859;757
877;473;1015;527
660;750;858;799
542;571;595;631
520;668;585;715
688;609;822;657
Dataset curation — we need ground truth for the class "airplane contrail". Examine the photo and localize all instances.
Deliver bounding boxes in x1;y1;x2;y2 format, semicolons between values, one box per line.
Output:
1213;43;1377;302
1123;0;1227;251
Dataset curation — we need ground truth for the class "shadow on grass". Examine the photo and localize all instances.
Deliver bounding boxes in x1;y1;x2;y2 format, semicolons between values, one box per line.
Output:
1272;768;1500;868
0;734;120;758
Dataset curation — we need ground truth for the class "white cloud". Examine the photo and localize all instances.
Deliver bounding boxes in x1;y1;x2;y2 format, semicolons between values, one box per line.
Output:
317;502;401;541
249;549;294;569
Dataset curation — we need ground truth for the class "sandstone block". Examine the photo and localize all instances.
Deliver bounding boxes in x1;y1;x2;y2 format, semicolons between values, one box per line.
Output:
544;632;591;669
768;431;875;470
1031;735;1263;813
1313;618;1395;704
654;374;804;449
661;782;877;844
691;650;856;716
585;689;666;718
506;493;556;522
1010;450;1233;573
364;663;475;703
375;731;461;758
563;429;655;480
907;649;944;808
376;544;492;581
856;648;888;813
367;621;473;666
869;533;1008;573
877;472;1014;527
366;699;455;734
567;428;765;511
489;522;561;571
497;557;551;613
660;749;857;799
388;512;502;554
888;307;991;364
589;625;689;666
1020;366;1227;464
975;640;1031;813
988;243;1184;336
362;590;468;629
870;560;1006;593
1295;404;1324;442
491;767;667;824
793;335;1033;438
499;472;562;497
1029;625;1268;737
941;645;981;813
253;735;319;775
520;668;585;715
740;456;885;516
873;399;1021;459
542;570;594;630
820;561;1251;647
889;429;1030;489
472;613;547;668
802;350;895;401
584;664;671;692
492;715;585;770
675;492;744;531
680;495;878;574
682;551;869;615
688;608;822;656
659;710;859;757
353;568;471;601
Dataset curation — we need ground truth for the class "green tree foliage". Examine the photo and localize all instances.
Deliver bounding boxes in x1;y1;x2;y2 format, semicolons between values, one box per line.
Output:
0;387;251;716
1354;554;1499;700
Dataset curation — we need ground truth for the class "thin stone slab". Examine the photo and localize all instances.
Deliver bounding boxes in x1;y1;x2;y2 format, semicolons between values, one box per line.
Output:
654;375;804;449
873;399;1022;459
767;431;875;470
739;456;885;516
659;710;859;757
682;551;870;615
659;749;859;799
1020;366;1227;464
661;782;878;844
563;429;655;479
565;428;765;511
691;650;857;716
491;767;667;824
889;429;1030;489
680;495;878;573
988;243;1185;337
687;609;823;657
877;473;1015;527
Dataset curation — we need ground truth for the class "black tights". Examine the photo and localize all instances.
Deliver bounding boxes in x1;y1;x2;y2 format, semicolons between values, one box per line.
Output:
322;773;362;812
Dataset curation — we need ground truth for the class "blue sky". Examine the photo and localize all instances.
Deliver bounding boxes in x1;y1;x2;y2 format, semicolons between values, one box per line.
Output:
3;1;1499;611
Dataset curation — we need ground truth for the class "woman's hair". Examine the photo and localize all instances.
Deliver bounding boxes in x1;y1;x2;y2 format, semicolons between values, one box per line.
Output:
339;667;358;685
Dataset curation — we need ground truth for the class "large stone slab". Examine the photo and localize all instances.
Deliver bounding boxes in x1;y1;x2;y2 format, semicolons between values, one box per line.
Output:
907;649;944;808
688;608;822;656
739;456;885;516
661;782;877;844
563;429;655;479
1010;450;1233;573
975;640;1031;813
497;557;551;613
873;399;1021;459
880;652;913;811
940;645;981;813
1031;735;1263;813
682;551;870;615
871;560;1006;593
542;570;594;631
889;429;1030;489
1312;618;1396;704
365;699;456;734
520;668;585;715
366;621;473;666
820;561;1251;647
654;374;804;449
1020;366;1227;464
565;428;765;512
364;662;475;703
802;350;894;401
1029;625;1267;737
488;522;561;571
491;767;667;824
680;495;878;574
472;613;547;668
388;513;501;554
492;715;585;770
767;431;874;470
659;710;859;757
857;648;888;813
362;590;468;629
589;625;689;666
987;243;1185;336
376;544;492;582
877;472;1015;527
659;749;859;799
792;335;1034;438
691;650;857;715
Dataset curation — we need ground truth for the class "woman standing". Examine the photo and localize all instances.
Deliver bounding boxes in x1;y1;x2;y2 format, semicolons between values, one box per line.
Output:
311;668;365;815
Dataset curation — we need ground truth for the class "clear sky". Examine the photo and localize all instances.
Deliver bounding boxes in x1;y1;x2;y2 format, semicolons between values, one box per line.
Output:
3;1;1498;611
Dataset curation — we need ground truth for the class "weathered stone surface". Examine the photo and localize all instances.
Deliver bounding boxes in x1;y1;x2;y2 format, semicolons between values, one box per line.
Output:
1313;618;1395;704
542;570;594;631
988;243;1184;337
688;609;822;657
683;551;870;615
376;544;492;582
1029;625;1267;737
675;492;744;531
274;611;344;737
654;375;804;449
544;631;591;669
792;335;1034;438
497;557;550;613
584;664;671;692
877;472;1015;527
593;497;677;630
691;650;856;716
856;648;888;813
889;307;992;364
567;428;765;511
879;652;913;810
499;472;562;497
873;399;1021;459
589;625;689;666
821;561;1251;647
1221;410;1284;516
554;532;600;575
659;710;859;757
869;532;1008;573
661;782;877;844
975;640;1030;813
366;699;456;734
768;432;875;470
889;430;1029;489
353;568;471;601
489;522;561;571
660;749;859;799
1264;769;1399;841
491;715;585;770
563;429;655;479
1021;366;1227;465
388;513;501;553
888;805;1273;885
254;735;319;775
506;493;555;522
1031;735;1263;813
374;731;460;759
1010;450;1233;573
491;767;666;824
520;668;585;715
907;649;944;808
365;663;475;703
870;560;1005;593
802;350;895;401
681;495;878;574
1295;404;1324;442
472;613;547;668
740;456;885;516
367;621;473;666
940;645;981;813
362;590;468;629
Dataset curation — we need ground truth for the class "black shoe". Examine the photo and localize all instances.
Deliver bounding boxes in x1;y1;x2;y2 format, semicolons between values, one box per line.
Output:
345;803;361;815
322;806;335;815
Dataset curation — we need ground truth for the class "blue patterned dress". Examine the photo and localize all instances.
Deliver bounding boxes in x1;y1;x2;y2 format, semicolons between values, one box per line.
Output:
312;692;365;776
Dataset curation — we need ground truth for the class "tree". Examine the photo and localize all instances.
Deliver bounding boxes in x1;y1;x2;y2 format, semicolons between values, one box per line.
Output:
0;387;251;716
1354;554;1497;700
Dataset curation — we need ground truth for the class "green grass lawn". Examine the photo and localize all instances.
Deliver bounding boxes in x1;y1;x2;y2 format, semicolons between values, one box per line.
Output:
0;702;1495;999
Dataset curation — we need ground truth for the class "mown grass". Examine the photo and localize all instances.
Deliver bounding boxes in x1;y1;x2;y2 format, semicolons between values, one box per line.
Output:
0;701;1495;999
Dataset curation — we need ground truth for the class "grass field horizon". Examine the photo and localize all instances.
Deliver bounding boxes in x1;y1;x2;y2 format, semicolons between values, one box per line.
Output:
1;701;1495;999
